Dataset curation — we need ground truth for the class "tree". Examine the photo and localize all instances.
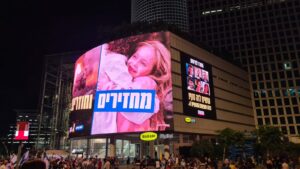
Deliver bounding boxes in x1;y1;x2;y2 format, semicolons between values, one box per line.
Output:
254;126;284;157
217;128;245;160
283;142;300;159
190;140;213;158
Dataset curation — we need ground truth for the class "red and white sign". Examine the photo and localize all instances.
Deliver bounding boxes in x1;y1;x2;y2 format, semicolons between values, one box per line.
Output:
15;122;29;141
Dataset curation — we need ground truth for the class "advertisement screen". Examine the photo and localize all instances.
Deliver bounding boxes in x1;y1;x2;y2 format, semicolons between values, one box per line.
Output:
15;122;29;141
69;47;101;137
181;53;216;119
69;32;173;137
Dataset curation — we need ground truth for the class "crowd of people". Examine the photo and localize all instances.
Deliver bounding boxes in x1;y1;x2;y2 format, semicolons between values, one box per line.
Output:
0;152;299;169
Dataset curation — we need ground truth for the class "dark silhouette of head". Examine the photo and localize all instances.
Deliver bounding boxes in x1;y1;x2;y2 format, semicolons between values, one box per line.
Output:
21;160;46;169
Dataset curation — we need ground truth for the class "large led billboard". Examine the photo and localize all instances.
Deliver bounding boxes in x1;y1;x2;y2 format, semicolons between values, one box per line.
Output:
181;53;216;119
15;122;29;141
69;32;173;137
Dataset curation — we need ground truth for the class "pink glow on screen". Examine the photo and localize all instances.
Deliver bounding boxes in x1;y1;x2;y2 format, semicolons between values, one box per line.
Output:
90;32;173;134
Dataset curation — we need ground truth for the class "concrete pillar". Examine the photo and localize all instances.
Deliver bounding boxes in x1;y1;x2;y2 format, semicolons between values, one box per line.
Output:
108;136;116;157
86;138;91;157
179;134;183;144
149;141;155;158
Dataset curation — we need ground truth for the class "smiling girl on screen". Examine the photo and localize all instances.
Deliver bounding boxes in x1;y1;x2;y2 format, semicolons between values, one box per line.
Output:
118;40;171;132
91;34;172;134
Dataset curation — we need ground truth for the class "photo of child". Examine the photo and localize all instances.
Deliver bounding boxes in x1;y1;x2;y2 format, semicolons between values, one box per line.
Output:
201;70;209;83
186;64;194;77
195;79;202;93
91;32;173;134
194;67;202;79
201;82;210;96
187;76;195;91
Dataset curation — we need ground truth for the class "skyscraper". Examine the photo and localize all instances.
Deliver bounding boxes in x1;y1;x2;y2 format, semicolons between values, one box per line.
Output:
188;0;300;142
131;0;300;142
131;0;189;32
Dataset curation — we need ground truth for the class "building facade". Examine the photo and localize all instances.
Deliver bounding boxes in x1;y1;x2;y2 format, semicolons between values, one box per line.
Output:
187;0;300;142
68;31;254;159
131;0;189;32
6;109;50;150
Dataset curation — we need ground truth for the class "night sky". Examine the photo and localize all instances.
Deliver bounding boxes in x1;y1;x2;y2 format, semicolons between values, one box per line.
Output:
0;1;131;136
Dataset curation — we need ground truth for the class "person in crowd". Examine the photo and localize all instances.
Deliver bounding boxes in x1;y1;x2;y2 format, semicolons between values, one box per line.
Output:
20;159;46;169
187;77;195;91
187;64;194;77
222;159;230;169
195;79;202;93
202;83;210;95
103;158;111;169
266;158;273;169
201;70;209;82
282;160;289;169
0;160;7;169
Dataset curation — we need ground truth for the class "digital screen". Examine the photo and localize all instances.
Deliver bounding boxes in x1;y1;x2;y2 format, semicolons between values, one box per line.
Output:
15;122;29;141
69;46;100;138
181;53;216;119
69;32;173;137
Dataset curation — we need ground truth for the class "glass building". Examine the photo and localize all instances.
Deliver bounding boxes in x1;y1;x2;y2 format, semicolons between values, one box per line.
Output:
187;0;300;142
131;0;189;32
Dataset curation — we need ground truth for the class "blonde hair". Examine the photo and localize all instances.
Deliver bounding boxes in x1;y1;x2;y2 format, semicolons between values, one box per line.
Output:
137;41;172;100
136;40;172;130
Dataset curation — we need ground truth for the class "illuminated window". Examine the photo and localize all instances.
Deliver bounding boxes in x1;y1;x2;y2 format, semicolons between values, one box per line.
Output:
282;89;288;96
284;61;292;70
254;91;259;98
261;90;266;97
268;90;273;97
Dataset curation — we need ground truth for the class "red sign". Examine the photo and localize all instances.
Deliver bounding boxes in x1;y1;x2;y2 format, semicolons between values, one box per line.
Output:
15;122;29;141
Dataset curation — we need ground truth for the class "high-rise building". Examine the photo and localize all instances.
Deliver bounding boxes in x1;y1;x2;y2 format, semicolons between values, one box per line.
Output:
37;52;79;149
131;0;189;32
6;109;50;149
187;0;300;142
130;0;300;142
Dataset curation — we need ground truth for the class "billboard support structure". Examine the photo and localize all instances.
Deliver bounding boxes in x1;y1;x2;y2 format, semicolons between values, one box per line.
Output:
36;52;80;149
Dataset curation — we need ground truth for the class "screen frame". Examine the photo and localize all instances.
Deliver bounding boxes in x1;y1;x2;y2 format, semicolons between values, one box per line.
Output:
180;52;216;119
